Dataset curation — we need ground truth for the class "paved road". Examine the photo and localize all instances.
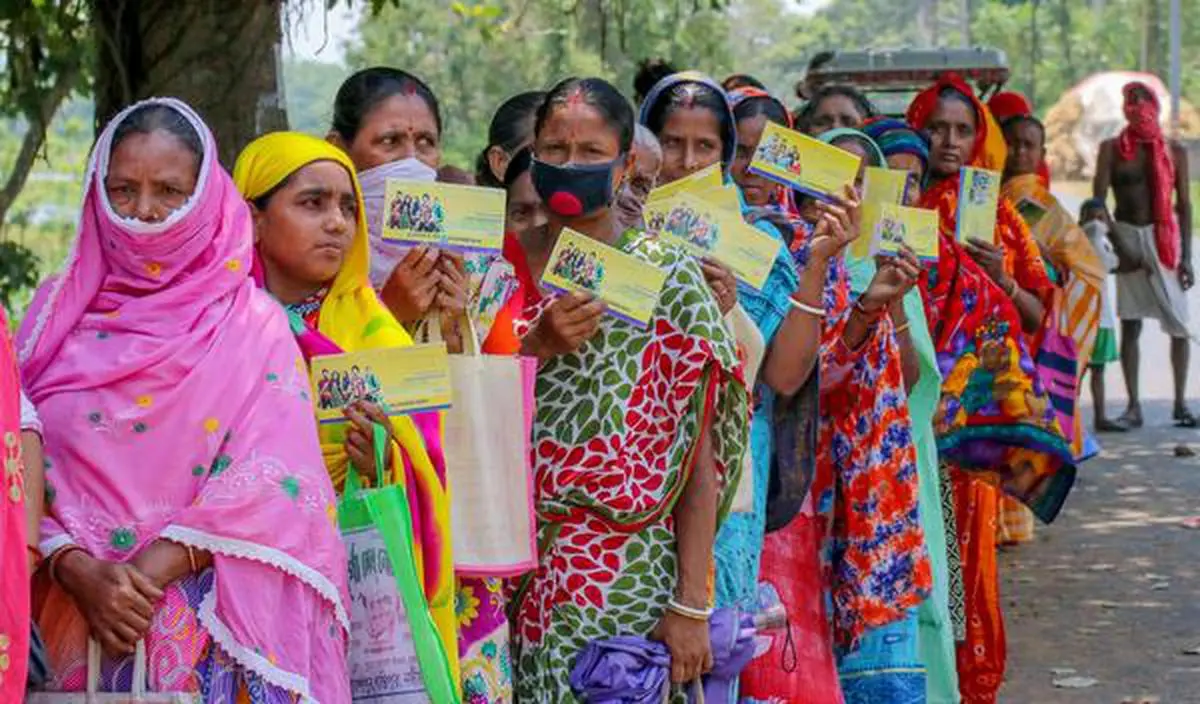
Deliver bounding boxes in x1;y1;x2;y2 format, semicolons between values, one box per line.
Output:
999;282;1200;703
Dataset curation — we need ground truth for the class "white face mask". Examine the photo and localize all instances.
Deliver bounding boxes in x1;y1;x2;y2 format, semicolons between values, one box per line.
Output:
358;158;437;290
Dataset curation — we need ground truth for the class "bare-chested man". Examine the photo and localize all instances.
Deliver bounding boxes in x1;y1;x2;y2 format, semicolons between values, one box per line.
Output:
1093;81;1195;428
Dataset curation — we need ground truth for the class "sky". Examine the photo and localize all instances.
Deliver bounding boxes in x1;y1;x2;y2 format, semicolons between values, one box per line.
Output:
285;0;828;64
286;2;359;64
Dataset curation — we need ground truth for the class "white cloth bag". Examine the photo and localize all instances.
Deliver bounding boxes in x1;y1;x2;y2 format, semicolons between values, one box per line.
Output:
27;639;199;703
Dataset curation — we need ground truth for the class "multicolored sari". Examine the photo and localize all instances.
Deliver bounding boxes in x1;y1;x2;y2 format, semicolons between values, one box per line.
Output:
909;76;1077;704
0;313;28;701
232;131;461;690
741;201;931;702
512;231;749;703
21;99;349;702
1002;174;1104;448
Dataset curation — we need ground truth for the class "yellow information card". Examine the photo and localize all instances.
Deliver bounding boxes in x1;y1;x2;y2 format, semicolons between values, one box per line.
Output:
955;167;1001;244
644;193;779;291
871;203;940;263
749;121;861;200
311;344;453;424
853;167;910;260
382;180;506;252
541;229;668;328
646;164;723;204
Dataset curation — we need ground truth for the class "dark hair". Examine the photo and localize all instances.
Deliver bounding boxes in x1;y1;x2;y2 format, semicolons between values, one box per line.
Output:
111;104;203;161
1000;114;1046;145
633;58;677;104
475;91;545;187
503;146;533;188
936;87;979;125
643;79;730;139
331;67;441;143
733;95;790;128
1079;197;1106;219
723;74;766;92
535;77;635;153
796;85;876;133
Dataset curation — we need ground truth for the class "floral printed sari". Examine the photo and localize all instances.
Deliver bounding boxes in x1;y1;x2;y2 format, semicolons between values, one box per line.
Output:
512;231;748;703
909;75;1077;704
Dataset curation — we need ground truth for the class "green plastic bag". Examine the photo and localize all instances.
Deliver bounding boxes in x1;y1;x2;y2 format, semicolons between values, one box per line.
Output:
339;423;460;703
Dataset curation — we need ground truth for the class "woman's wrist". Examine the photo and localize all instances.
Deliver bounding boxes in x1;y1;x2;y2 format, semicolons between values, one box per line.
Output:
54;547;94;594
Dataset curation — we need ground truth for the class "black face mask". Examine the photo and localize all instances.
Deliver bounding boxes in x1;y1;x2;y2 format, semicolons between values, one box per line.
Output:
531;156;621;218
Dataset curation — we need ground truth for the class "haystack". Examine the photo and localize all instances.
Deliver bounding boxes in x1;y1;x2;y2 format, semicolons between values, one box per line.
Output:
1044;71;1200;181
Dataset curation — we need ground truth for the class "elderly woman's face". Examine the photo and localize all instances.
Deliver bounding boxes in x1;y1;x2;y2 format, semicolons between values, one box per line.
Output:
105;129;200;223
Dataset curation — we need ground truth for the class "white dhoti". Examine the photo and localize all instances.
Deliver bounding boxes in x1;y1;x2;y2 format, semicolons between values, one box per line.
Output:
1112;221;1191;339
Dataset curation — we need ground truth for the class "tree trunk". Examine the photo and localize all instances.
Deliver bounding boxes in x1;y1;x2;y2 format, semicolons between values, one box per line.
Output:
92;0;288;168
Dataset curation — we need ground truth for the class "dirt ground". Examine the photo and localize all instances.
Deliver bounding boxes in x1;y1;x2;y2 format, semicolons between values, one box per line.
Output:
997;282;1200;703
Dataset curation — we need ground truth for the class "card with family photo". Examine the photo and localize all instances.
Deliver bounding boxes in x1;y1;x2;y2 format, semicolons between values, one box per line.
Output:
853;167;911;260
748;121;861;200
870;203;940;263
643;193;779;291
310;344;453;424
382;181;506;252
956;167;1002;244
540;229;667;328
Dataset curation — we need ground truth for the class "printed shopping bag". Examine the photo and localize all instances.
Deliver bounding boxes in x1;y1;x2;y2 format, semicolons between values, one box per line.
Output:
340;424;460;704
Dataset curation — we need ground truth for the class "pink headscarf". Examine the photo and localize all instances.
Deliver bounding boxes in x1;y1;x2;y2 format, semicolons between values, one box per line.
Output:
18;98;349;702
1116;81;1180;270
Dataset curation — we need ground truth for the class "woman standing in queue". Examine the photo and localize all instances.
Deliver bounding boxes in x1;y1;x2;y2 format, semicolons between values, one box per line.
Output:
906;75;1076;704
639;73;827;630
232;131;464;700
509;76;749;701
22;98;349;702
861;117;962;704
328;67;470;351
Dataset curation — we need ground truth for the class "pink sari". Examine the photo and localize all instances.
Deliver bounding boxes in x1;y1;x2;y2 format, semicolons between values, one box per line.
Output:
0;313;29;699
19;99;349;702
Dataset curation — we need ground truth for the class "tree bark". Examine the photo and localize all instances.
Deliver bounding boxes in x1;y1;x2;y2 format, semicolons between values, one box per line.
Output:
92;0;288;168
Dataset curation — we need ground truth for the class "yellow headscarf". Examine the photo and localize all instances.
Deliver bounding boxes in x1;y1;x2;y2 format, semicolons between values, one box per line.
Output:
233;132;460;688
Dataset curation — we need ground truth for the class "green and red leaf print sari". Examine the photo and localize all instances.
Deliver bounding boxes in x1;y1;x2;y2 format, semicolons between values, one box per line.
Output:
512;233;749;702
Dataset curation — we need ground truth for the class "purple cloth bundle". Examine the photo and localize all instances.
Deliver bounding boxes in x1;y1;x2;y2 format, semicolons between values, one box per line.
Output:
569;609;756;703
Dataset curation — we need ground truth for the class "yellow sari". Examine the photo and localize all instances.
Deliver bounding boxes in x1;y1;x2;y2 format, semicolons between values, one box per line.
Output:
233;133;460;687
1001;173;1104;455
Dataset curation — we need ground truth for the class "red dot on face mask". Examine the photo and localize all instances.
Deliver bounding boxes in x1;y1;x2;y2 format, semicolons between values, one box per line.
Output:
548;192;584;217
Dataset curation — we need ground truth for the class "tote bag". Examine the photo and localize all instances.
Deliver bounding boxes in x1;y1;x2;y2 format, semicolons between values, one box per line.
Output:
26;639;198;703
340;425;460;704
725;304;766;515
443;315;538;576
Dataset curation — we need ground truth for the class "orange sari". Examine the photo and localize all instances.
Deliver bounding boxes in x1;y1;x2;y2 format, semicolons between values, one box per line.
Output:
909;74;1072;704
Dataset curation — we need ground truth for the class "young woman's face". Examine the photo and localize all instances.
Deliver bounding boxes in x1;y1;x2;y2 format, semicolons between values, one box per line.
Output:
339;94;440;172
105;130;199;223
927;96;977;179
1003;120;1044;179
505;170;548;245
656;105;723;185
253;160;358;290
886;152;925;206
806;94;865;136
733;114;776;207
